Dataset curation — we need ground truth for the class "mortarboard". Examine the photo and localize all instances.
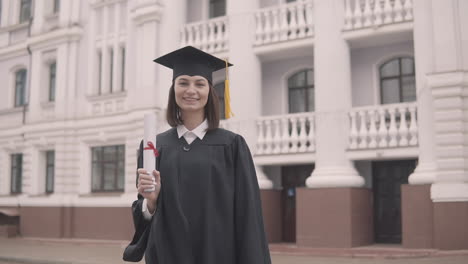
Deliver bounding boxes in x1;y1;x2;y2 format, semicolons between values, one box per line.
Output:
153;46;234;118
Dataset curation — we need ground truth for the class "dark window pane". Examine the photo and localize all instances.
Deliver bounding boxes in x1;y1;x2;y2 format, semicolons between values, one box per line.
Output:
49;63;56;102
401;76;416;102
209;0;226;18
46;151;55;193
91;145;125;192
54;0;60;13
15;69;27;107
121;47;125;91
11;154;23;194
308;88;315;112
19;0;32;23
401;57;414;75
289;88;307;113
381;79;400;104
380;59;400;78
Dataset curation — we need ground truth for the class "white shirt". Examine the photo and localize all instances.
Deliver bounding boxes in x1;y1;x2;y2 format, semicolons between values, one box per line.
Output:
142;119;209;219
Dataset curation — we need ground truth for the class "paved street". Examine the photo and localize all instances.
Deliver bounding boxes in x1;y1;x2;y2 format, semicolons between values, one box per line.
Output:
0;238;467;264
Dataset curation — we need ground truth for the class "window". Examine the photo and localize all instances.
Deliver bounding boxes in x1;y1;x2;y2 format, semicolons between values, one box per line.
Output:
214;82;225;120
11;154;23;194
380;57;416;104
45;151;55;193
98;51;102;95
110;49;114;93
0;0;3;27
53;0;60;14
15;69;27;107
121;47;125;91
19;0;32;23
91;145;125;192
49;62;56;102
209;0;226;18
288;69;314;113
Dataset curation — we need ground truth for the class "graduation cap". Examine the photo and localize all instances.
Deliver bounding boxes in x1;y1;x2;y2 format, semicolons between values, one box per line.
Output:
154;46;234;118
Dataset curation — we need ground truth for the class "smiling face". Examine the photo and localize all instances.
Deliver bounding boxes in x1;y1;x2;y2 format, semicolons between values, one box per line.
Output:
174;75;210;116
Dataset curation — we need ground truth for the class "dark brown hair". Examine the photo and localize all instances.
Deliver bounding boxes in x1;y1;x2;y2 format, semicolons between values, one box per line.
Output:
166;82;220;130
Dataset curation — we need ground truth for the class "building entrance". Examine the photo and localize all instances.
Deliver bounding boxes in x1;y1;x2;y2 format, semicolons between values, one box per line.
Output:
281;164;314;242
372;160;417;243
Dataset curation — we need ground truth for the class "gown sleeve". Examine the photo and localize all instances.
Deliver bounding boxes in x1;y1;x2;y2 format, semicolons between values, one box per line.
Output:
233;135;272;264
123;140;151;262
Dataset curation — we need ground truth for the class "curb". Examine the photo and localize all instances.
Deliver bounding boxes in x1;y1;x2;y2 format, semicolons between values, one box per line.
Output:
0;256;72;264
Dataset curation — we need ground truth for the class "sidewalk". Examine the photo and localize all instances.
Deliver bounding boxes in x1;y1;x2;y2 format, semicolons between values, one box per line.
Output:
0;238;467;264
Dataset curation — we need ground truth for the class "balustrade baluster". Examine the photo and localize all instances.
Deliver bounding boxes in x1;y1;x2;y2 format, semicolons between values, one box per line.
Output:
288;5;299;39
368;109;378;148
353;0;363;29
307;115;315;151
349;111;358;149
256;120;265;155
388;107;398;147
298;116;307;152
273;119;282;154
290;117;299;152
363;0;373;27
409;105;418;145
296;2;307;38
281;117;290;153
358;110;368;149
344;0;353;30
271;9;281;42
377;108;388;147
264;119;273;154
383;0;393;24
398;106;409;146
374;0;383;26
394;0;404;22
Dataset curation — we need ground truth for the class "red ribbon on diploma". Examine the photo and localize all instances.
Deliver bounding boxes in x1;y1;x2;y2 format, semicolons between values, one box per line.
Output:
144;141;159;157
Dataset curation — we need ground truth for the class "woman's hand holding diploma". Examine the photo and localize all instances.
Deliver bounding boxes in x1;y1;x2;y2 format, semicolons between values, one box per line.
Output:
137;169;161;214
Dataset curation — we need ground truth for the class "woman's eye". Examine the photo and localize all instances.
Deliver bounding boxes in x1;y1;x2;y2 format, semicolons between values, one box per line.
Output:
179;82;188;86
196;83;206;87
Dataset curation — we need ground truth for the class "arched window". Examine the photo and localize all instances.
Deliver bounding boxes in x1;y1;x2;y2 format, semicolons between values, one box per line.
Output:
214;82;225;120
288;69;314;113
379;57;416;104
14;69;27;107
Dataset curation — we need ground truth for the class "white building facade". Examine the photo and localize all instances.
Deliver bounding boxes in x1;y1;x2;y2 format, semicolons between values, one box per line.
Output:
0;0;467;250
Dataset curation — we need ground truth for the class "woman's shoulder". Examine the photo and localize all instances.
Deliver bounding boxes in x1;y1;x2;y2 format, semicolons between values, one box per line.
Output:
156;127;177;142
205;128;244;146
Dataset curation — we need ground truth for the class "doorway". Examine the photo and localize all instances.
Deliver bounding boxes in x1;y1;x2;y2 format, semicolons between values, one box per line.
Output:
372;159;417;243
281;164;314;242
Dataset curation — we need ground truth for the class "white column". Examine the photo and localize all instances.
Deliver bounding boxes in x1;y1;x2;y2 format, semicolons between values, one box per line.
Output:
31;0;45;35
55;44;69;120
227;0;273;189
101;5;111;95
408;0;437;184
58;0;72;27
306;0;364;188
28;50;43;122
156;0;187;109
127;1;163;110
429;0;468;202
1;0;10;27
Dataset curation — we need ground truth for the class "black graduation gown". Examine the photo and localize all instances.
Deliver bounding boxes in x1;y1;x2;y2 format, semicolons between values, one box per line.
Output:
123;127;272;264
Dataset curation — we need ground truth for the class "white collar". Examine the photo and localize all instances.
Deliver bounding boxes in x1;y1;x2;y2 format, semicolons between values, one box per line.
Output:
177;119;208;140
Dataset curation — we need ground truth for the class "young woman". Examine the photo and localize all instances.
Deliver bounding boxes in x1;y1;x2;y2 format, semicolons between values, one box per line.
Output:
123;46;271;264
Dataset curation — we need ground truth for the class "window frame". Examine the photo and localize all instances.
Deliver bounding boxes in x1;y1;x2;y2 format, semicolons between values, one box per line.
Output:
49;62;56;102
287;68;315;114
19;0;32;24
379;57;416;105
45;150;55;194
91;145;125;193
14;69;27;107
10;154;23;194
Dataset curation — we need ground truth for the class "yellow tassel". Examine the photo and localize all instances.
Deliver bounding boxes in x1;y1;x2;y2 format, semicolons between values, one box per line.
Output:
224;59;234;119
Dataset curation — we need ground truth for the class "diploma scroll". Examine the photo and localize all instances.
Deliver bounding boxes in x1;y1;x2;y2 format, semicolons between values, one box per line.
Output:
143;113;157;192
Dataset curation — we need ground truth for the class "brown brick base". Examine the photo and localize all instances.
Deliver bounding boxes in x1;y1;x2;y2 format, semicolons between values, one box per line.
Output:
296;187;373;248
260;189;282;243
401;184;433;248
434;201;468;250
